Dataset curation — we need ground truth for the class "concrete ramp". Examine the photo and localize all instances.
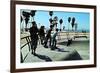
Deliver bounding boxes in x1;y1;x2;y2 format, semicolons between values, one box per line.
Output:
21;44;82;63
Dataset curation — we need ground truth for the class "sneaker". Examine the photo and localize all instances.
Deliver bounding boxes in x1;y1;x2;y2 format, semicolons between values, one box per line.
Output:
33;53;37;56
31;52;34;54
44;45;48;48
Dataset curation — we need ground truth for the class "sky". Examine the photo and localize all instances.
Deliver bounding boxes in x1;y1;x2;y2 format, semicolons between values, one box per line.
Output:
21;9;90;31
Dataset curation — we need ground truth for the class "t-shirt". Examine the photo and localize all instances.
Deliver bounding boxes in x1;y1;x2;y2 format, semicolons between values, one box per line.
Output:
51;31;58;40
29;26;38;39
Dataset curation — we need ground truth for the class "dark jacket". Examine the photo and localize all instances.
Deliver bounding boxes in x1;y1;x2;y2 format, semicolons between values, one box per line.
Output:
46;29;52;38
39;28;45;37
29;26;38;39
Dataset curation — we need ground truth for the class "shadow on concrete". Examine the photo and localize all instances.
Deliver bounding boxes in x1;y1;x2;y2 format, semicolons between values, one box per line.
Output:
55;47;69;52
57;41;68;46
62;51;82;60
35;54;52;62
57;41;84;60
58;41;89;46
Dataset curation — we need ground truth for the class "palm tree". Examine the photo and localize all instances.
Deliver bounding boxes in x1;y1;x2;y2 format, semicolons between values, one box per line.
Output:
49;11;53;17
68;17;71;31
71;17;75;31
22;11;30;31
30;10;36;17
75;23;78;36
49;18;53;24
59;19;63;31
29;10;37;30
75;23;77;31
49;11;53;26
22;10;37;31
67;17;72;45
63;26;65;30
68;17;71;23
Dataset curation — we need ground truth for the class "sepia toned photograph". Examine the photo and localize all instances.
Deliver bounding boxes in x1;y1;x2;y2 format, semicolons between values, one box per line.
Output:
11;1;96;72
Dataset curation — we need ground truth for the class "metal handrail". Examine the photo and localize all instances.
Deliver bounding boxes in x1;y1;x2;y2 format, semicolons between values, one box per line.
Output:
20;35;31;63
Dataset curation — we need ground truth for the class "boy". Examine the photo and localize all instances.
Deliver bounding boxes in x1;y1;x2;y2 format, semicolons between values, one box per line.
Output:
51;28;58;50
29;21;38;55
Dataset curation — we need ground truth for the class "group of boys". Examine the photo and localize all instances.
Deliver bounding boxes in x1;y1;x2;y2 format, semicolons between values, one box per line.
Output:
29;21;58;55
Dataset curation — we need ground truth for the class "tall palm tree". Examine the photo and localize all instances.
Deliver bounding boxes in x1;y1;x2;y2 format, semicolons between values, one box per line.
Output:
22;11;30;31
59;19;63;31
71;17;75;31
49;11;53;17
68;17;71;31
63;26;65;30
49;11;53;26
68;17;71;23
27;10;36;30
22;10;37;31
74;23;77;36
66;17;72;44
75;23;77;31
30;10;36;17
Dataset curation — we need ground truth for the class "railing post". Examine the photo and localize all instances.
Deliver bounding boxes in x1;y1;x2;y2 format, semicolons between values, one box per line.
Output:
27;37;31;51
21;52;23;63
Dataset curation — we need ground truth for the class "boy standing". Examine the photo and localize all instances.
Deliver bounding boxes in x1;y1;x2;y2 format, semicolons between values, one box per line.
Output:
51;28;58;50
29;21;38;55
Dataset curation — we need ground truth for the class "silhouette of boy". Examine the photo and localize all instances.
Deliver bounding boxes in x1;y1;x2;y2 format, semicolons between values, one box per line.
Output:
29;21;38;55
39;26;45;45
44;25;53;48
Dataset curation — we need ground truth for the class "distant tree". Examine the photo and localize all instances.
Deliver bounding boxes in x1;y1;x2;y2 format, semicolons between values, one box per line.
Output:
49;18;53;24
71;17;75;31
49;11;53;17
75;23;77;31
22;11;30;31
59;19;63;31
21;10;36;31
68;17;71;30
30;10;36;17
49;11;53;26
68;17;71;23
63;26;65;30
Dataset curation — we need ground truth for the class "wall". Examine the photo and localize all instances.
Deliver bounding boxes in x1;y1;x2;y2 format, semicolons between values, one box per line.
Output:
0;0;100;73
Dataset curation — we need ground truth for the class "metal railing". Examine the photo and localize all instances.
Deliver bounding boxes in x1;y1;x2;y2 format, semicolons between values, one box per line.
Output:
20;36;31;63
